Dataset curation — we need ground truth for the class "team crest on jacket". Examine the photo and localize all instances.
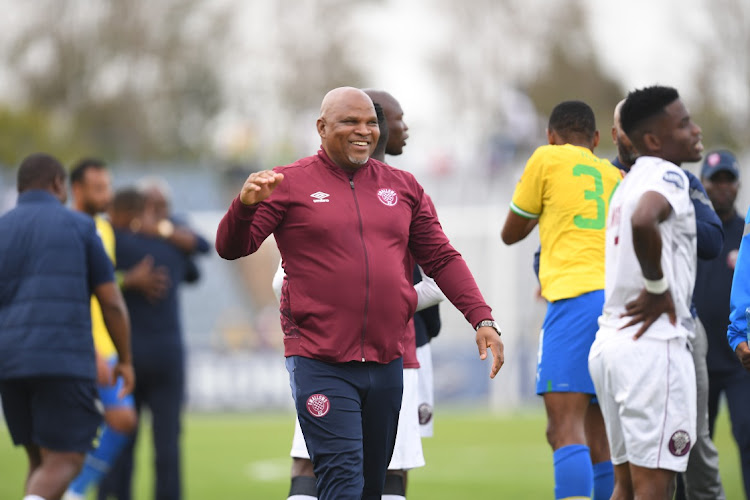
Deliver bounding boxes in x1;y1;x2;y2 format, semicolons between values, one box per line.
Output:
668;430;691;456
377;188;398;206
306;394;330;417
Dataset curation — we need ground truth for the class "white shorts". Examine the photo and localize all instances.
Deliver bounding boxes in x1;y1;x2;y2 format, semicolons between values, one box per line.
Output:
416;343;434;438
589;332;696;472
289;368;425;470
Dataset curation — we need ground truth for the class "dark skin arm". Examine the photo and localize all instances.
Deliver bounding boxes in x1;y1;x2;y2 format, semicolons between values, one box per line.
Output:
501;210;538;245
94;281;135;397
621;191;677;339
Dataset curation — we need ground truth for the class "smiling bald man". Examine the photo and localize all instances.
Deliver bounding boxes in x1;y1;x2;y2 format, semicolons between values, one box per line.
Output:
216;87;504;500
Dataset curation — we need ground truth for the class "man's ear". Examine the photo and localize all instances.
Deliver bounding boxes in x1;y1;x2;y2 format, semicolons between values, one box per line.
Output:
317;118;326;138
642;131;660;153
54;174;68;203
592;130;600;149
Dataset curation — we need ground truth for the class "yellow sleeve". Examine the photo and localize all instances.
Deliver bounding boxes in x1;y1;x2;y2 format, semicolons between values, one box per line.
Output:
510;146;547;219
92;216;118;358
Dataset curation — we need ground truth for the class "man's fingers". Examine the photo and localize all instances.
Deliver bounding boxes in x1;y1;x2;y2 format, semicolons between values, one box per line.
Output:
490;339;505;379
477;338;487;360
620;314;642;330
138;255;154;269
633;317;656;340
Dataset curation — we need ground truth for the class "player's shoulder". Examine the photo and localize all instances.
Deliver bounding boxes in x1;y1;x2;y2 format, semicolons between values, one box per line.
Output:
67;206;97;229
273;154;318;175
658;164;689;192
372;160;420;187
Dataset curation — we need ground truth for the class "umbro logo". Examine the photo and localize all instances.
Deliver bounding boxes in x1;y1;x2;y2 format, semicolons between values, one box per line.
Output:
310;191;330;203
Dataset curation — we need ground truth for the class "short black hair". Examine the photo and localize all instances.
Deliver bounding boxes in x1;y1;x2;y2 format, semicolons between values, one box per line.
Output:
17;153;66;193
70;158;107;185
111;187;144;214
548;101;596;140
620;86;679;138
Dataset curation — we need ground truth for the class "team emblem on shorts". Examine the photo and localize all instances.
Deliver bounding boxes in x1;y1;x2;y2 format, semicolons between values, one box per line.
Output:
668;430;691;456
377;188;398;206
306;394;330;417
418;403;433;425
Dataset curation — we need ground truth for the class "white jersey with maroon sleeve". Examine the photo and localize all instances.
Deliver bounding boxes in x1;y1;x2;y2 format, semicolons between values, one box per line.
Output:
597;156;697;341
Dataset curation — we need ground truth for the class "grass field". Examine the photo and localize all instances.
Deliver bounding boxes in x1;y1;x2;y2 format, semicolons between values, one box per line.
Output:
0;408;744;499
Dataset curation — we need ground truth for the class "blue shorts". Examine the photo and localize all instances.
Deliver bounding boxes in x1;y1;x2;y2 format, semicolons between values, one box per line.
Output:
0;376;103;452
98;356;135;409
536;289;604;396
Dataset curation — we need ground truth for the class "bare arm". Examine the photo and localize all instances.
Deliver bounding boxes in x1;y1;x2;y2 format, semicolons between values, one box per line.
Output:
621;191;677;338
501;210;538;245
94;281;135;397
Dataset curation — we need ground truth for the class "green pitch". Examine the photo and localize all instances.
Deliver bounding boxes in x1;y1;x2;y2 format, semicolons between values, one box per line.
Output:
0;408;743;499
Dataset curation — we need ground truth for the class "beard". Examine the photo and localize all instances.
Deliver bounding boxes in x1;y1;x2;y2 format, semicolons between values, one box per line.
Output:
617;142;639;168
348;155;369;166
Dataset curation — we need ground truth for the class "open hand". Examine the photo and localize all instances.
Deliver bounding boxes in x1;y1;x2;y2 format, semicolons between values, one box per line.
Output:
476;326;505;378
240;170;285;206
621;288;676;339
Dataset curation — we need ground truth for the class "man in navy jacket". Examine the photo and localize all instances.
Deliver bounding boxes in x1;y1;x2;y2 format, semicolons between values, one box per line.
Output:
0;153;133;500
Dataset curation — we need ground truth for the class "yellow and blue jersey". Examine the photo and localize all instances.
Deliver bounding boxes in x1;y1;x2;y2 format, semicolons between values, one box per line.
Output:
91;215;117;358
510;144;621;302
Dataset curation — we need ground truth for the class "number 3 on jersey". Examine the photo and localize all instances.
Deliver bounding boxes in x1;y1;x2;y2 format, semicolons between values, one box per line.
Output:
572;164;608;230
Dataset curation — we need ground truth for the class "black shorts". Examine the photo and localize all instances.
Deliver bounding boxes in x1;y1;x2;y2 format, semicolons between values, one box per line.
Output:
0;376;102;453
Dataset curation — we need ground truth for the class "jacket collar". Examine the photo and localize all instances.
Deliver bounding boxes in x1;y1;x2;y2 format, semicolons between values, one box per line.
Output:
17;190;61;205
316;147;373;178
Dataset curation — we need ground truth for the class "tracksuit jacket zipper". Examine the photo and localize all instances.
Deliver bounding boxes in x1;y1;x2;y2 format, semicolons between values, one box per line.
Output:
349;176;369;362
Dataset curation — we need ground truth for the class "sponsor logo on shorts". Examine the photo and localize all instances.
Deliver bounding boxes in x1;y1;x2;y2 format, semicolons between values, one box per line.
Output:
306;394;330;417
418;403;433;425
377;188;397;206
668;430;691;456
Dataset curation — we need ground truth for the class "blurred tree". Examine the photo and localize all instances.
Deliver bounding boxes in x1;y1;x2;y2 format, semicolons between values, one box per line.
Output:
691;0;750;150
270;0;367;111
0;105;94;168
429;0;623;170
3;0;230;161
522;1;623;153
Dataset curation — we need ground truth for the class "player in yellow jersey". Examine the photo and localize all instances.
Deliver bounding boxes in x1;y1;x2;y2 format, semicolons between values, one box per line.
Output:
502;101;622;500
64;159;139;500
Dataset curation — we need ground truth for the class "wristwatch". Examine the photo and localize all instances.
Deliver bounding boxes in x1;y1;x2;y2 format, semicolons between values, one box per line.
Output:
475;320;501;336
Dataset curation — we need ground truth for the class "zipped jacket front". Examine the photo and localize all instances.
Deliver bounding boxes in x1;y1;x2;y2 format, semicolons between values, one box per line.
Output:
216;149;493;364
